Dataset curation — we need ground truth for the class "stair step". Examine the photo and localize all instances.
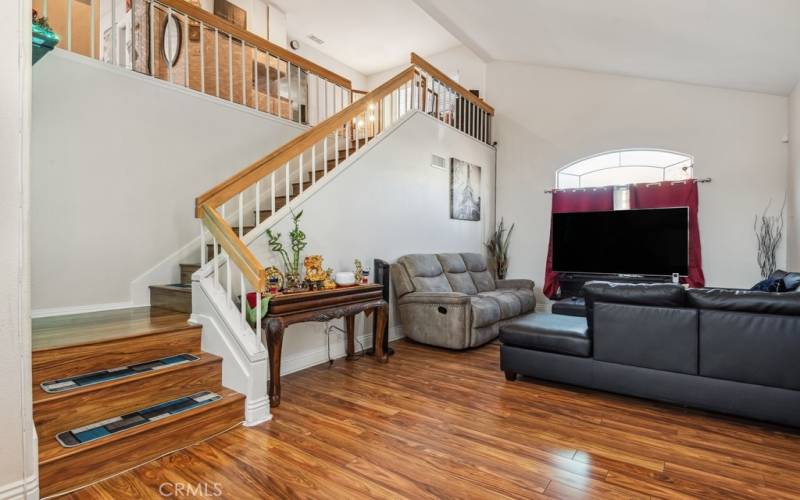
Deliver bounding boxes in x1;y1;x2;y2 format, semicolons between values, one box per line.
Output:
33;309;200;386
38;388;244;497
179;263;200;285
149;284;192;314
34;353;222;440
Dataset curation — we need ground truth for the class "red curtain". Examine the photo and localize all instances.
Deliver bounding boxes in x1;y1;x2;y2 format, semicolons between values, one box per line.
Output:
543;187;615;298
629;181;705;288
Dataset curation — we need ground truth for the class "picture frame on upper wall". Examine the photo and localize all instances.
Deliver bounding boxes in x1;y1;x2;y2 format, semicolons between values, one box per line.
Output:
450;158;481;221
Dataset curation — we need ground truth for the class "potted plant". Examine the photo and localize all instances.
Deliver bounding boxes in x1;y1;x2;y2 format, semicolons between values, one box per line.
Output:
265;210;307;291
486;218;514;279
32;9;59;65
754;198;785;278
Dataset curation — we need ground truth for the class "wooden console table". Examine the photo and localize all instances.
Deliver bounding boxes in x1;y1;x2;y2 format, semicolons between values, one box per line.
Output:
261;284;389;407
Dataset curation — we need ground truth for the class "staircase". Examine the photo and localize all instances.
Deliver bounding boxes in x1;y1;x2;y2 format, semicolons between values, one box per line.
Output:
32;307;245;497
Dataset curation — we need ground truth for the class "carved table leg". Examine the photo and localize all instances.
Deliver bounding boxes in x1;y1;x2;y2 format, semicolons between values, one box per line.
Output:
266;319;285;407
374;303;389;363
345;314;356;360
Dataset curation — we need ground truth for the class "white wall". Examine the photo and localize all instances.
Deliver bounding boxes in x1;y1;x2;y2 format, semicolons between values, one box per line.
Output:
367;45;486;97
247;111;495;371
290;40;367;91
0;1;38;498
790;82;800;269
31;50;307;313
487;61;789;296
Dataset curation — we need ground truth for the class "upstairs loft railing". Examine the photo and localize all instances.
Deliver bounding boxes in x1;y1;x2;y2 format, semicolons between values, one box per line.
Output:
194;52;494;337
34;0;353;125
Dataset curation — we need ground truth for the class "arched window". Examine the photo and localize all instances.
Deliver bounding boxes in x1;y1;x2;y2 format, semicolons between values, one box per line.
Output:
557;149;694;189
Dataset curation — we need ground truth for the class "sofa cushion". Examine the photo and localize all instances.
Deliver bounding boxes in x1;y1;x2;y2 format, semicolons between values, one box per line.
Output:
397;254;453;293
687;288;800;316
583;281;687;333
593;302;699;375
699;309;800;390
499;313;590;357
470;295;502;328
461;252;496;292
507;288;536;314
478;291;522;319
390;263;415;297
437;253;478;295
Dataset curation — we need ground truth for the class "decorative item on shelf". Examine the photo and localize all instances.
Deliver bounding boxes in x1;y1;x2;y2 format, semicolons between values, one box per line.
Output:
265;210;308;292
32;9;59;65
486;218;515;279
264;266;284;294
323;268;337;289
334;271;356;287
754;197;785;278
354;259;364;284
361;264;371;285
304;255;328;290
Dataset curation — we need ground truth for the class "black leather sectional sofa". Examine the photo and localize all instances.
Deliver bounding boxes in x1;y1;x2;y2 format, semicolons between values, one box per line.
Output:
500;282;800;427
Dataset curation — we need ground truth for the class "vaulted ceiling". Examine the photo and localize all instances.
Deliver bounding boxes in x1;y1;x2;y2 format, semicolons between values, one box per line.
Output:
415;0;800;95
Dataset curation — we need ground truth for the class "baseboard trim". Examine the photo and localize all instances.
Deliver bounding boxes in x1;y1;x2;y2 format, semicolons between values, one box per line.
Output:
0;473;39;500
32;301;134;318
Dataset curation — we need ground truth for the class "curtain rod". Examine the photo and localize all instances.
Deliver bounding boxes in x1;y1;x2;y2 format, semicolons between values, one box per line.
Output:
544;178;712;194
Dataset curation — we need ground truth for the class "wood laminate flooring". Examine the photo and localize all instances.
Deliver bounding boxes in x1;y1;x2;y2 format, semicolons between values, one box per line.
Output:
59;339;800;499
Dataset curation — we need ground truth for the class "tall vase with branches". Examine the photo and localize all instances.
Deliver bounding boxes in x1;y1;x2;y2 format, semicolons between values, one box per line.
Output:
754;198;785;279
486;218;514;279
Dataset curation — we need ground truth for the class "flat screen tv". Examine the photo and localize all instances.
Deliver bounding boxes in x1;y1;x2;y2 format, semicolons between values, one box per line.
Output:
552;207;689;276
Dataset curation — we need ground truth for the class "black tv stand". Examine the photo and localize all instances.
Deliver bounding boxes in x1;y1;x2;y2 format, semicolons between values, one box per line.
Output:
556;273;672;299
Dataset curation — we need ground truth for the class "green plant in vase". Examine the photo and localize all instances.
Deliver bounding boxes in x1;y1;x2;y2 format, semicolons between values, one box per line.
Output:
265;210;307;291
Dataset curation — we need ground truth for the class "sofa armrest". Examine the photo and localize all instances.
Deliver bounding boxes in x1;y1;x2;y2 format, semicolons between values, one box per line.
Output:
496;279;535;290
397;291;471;305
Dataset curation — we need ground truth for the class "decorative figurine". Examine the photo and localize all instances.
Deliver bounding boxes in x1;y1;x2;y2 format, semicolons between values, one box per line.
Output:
264;266;284;294
354;259;364;284
323;268;337;289
303;255;327;289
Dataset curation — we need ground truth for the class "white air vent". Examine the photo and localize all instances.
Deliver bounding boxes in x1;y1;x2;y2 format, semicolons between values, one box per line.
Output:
431;154;447;170
307;34;324;45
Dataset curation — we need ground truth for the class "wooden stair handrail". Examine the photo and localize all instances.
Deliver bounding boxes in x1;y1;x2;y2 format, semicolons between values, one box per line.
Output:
156;0;351;89
195;66;417;215
410;52;494;115
201;205;266;291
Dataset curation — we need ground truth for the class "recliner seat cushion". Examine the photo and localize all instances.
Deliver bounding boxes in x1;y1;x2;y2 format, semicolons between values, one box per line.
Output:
507;288;536;313
469;295;502;328
397;254;453;293
460;253;496;292
436;253;478;295
688;288;800;316
500;313;590;357
478;291;522;319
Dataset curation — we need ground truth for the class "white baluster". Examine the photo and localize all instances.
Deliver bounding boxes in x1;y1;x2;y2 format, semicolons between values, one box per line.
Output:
213;234;219;286
110;0;116;65
90;0;95;59
254;49;259;111
240;273;246;326
183;15;189;87
226;256;231;303
266;54;272;114
334;131;339;168
271;173;276;214
285;163;291;204
241;40;246;107
344;123;349;160
298;152;304;195
148;0;154;75
200;24;205;93
311;145;316;184
200;220;207;266
214;28;220;97
228;34;233;102
323;136;328;175
238;193;244;237
287;61;292;120
255;180;261;226
255;291;261;335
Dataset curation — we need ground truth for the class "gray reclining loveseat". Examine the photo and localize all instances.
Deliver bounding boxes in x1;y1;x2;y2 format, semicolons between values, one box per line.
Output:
391;253;536;349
